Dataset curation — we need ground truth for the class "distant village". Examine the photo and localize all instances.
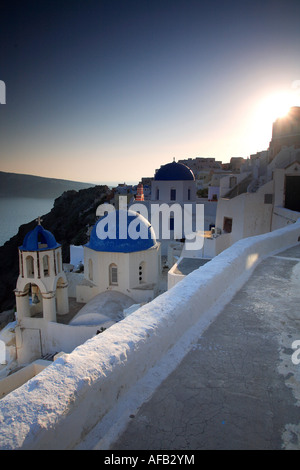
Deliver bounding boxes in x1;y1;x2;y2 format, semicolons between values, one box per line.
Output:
111;154;245;203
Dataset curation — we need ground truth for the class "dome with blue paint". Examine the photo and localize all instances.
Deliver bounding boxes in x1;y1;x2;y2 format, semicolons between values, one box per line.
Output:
19;224;60;251
86;210;157;253
154;161;195;181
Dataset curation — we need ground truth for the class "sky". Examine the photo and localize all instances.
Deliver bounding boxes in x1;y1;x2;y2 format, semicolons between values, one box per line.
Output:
0;0;300;185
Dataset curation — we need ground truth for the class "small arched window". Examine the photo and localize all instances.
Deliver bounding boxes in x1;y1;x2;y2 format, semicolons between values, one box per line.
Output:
109;263;118;285
88;258;93;281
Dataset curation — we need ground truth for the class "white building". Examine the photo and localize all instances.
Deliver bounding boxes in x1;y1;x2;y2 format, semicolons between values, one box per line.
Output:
202;107;300;258
168;107;300;271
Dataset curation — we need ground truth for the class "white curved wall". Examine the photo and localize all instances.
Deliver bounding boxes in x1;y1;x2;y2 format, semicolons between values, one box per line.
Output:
0;221;300;450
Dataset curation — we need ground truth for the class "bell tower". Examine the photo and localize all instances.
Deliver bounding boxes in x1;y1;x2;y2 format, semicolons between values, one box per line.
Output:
135;183;144;201
15;218;69;322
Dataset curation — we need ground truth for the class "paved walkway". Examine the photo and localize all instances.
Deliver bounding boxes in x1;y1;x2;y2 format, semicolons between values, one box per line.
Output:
108;245;300;450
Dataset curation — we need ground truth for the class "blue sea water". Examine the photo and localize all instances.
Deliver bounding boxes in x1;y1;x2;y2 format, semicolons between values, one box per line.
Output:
0;197;55;247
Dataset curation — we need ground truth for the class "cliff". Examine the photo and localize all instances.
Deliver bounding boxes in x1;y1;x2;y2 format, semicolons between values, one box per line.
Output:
0;185;113;313
0;171;95;199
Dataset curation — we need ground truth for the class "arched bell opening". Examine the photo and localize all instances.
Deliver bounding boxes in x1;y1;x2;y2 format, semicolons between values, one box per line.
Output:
30;283;43;315
25;255;35;278
15;282;44;320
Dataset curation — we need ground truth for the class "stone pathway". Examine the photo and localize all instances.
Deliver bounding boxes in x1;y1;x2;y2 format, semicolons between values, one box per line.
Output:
109;245;300;450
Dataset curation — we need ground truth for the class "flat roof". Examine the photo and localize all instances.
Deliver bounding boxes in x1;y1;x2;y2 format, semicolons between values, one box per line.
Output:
174;257;211;275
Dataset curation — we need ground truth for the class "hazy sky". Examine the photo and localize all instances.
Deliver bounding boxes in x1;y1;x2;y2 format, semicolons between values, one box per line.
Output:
0;0;300;185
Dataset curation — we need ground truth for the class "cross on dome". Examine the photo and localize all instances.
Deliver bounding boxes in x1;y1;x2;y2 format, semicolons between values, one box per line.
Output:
36;216;43;225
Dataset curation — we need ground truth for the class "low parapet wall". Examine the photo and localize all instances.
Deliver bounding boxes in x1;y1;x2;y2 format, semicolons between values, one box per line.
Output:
0;360;51;399
0;221;300;450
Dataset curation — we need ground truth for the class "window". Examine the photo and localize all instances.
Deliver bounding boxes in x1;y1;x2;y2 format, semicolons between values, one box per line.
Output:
139;262;145;284
264;194;273;204
170;188;176;201
88;259;93;281
188;188;191;201
285;176;300;212
223;217;233;233
156;188;160;200
109;263;118;285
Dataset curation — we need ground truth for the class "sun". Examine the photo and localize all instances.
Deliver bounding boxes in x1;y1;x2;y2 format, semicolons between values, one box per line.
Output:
268;92;293;119
258;91;294;124
246;86;300;153
246;90;297;152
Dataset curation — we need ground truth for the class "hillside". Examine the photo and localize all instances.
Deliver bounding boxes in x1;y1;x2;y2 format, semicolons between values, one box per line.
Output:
0;184;113;314
0;171;95;199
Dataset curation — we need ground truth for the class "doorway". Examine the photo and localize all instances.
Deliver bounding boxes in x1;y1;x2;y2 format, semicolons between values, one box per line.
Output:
285;176;300;212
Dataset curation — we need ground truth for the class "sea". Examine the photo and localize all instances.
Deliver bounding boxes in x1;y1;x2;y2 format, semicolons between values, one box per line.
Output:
0;197;55;247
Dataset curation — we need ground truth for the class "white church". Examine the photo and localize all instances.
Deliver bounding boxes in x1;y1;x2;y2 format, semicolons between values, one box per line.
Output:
8;211;160;365
151;159;197;203
76;209;161;305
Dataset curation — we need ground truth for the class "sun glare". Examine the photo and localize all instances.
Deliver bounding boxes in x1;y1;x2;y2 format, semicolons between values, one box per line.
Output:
247;90;299;153
258;91;294;124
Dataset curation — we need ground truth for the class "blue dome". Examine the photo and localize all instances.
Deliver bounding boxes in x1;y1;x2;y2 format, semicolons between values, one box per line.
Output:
86;210;157;253
154;161;195;181
19;224;60;251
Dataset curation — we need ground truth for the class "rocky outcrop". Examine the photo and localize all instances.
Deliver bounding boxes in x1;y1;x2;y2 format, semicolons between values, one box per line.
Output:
0;185;112;313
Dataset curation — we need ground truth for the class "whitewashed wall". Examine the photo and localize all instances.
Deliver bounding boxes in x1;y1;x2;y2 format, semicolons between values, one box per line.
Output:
1;220;300;450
